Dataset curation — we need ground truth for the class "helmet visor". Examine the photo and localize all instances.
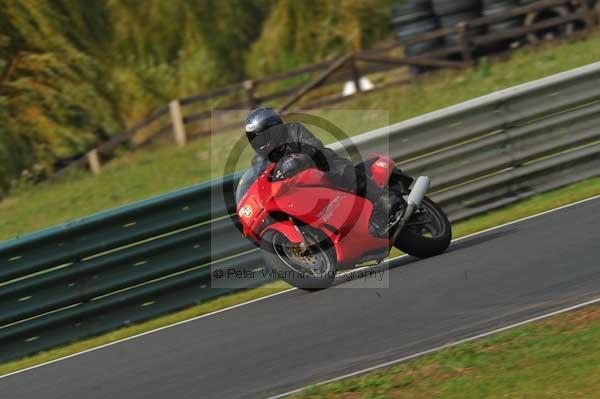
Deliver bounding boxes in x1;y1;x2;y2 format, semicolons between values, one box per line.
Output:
247;130;271;154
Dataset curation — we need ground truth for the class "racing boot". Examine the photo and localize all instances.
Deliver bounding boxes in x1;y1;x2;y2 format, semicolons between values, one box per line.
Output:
367;184;404;238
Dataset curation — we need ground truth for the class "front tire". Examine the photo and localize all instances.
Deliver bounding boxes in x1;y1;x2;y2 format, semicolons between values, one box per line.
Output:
261;229;337;291
394;196;452;258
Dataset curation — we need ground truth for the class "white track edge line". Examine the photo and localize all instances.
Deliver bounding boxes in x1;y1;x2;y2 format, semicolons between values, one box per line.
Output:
0;288;296;380
1;193;599;380
267;295;600;399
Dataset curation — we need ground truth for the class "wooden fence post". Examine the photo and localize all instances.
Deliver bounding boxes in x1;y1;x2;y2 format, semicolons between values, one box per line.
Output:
169;99;187;147
458;22;473;66
87;149;101;175
579;0;596;32
243;80;259;109
279;53;352;112
349;55;362;93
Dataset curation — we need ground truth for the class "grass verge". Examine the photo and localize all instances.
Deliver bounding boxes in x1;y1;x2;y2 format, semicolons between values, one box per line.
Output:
1;32;600;241
1;176;600;377
291;304;600;399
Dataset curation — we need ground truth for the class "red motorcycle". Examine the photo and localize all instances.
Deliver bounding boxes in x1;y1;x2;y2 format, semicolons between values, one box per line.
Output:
236;154;452;290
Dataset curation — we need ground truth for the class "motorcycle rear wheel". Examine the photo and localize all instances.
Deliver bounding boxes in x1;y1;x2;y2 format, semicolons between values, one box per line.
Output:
394;196;452;258
261;229;337;291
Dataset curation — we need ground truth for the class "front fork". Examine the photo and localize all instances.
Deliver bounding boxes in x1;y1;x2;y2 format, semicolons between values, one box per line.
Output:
389;176;430;243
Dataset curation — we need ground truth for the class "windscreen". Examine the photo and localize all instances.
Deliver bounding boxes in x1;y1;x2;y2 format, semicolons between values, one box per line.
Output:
235;167;259;205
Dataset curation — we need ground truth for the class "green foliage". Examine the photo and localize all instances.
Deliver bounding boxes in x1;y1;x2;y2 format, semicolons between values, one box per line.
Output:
1;31;599;239
246;0;395;76
0;0;395;193
0;119;32;191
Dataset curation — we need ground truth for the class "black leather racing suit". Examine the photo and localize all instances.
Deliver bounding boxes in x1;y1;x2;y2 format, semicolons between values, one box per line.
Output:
251;123;354;187
251;122;392;235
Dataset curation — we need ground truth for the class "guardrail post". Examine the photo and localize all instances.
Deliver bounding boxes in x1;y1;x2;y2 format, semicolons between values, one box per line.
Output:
87;149;101;175
458;22;473;66
169;99;187;147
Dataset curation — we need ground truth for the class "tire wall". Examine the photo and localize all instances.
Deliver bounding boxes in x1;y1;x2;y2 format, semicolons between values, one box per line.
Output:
432;0;481;47
391;0;588;60
392;0;442;57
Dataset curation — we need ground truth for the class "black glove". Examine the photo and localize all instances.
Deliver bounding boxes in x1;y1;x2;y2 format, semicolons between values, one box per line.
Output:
273;153;314;180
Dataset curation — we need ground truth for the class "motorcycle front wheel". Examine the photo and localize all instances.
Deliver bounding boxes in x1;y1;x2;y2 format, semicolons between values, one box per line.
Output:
394;196;452;258
261;229;337;291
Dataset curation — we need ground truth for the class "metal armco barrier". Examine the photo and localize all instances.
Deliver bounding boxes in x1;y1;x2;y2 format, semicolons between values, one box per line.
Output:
1;62;600;362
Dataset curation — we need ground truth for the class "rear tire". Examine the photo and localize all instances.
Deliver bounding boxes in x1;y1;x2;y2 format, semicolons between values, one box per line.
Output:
394;196;452;258
261;229;336;291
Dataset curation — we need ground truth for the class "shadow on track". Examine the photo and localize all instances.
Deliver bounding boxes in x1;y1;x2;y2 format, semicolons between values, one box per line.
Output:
327;228;517;289
448;229;517;253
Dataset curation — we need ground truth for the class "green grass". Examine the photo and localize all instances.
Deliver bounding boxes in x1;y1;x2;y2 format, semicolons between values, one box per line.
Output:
1;175;599;377
291;304;600;399
2;32;600;241
349;34;600;122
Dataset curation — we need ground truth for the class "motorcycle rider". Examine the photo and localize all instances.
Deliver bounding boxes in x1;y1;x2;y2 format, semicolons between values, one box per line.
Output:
244;108;400;237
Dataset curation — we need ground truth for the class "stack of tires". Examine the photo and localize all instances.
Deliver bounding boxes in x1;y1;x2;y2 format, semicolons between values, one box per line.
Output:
391;0;593;67
483;0;521;34
481;0;521;52
431;0;481;48
391;0;442;76
519;0;575;45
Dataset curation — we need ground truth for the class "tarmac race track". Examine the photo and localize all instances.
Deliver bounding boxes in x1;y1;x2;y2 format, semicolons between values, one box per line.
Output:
2;197;600;399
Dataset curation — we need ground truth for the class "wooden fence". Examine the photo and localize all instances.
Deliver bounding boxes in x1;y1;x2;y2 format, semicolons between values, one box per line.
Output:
52;0;597;177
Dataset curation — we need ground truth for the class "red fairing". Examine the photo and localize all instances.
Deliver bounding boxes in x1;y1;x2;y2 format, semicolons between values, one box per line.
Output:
236;162;391;267
370;156;395;188
262;221;304;244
